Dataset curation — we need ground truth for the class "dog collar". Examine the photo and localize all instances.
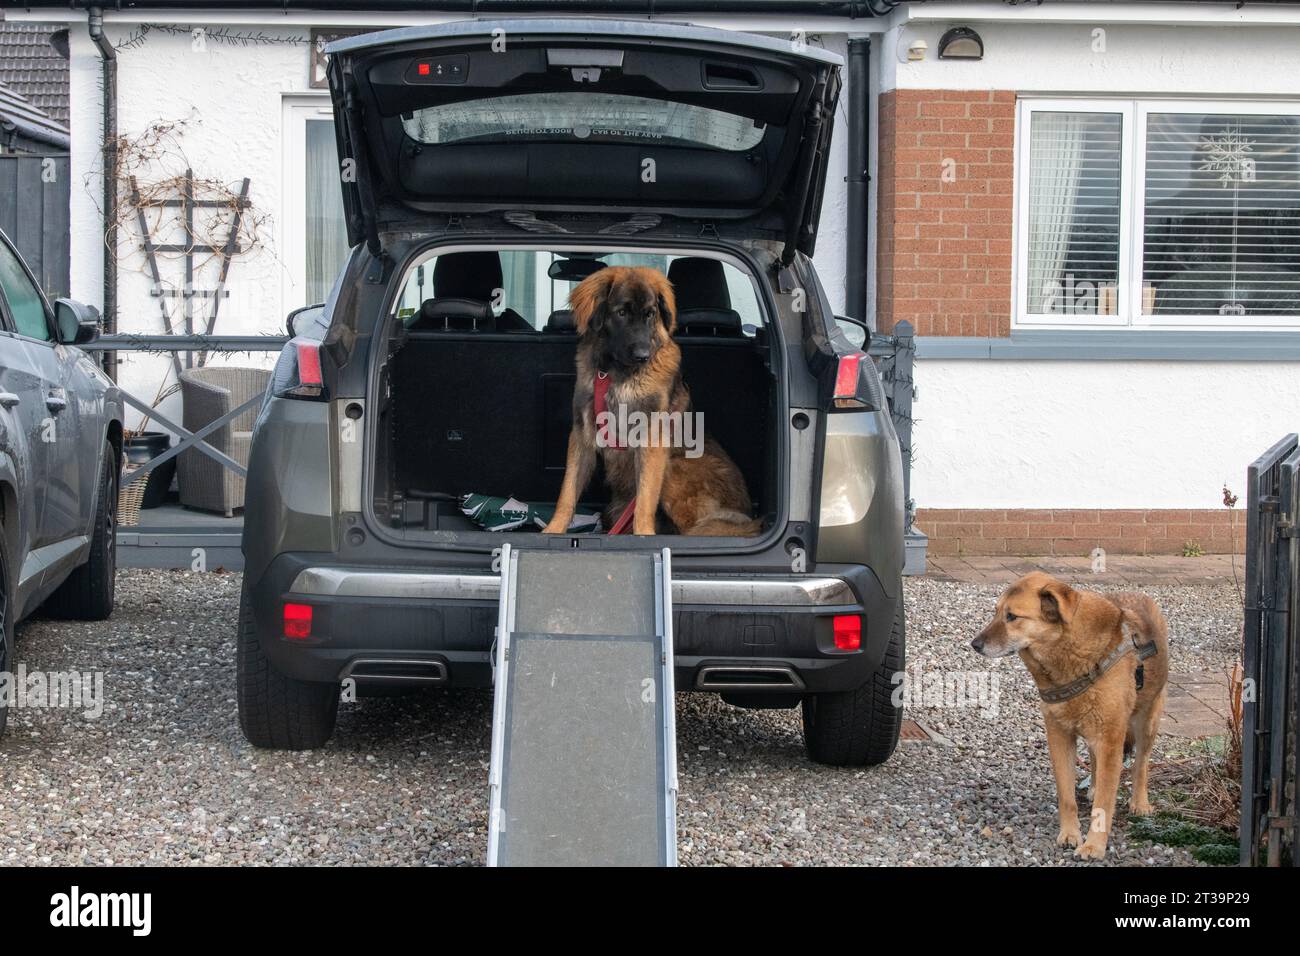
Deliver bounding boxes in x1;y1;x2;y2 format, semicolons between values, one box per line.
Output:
1038;636;1159;704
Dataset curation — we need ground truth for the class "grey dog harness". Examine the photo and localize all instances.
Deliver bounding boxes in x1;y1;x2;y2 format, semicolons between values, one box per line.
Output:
1038;635;1159;704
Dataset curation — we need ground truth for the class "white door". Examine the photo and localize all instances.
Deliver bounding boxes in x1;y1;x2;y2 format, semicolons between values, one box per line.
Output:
282;99;351;314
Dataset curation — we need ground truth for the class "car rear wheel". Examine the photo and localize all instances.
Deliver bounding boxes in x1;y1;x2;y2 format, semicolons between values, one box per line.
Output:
44;439;117;621
236;582;339;749
801;597;905;767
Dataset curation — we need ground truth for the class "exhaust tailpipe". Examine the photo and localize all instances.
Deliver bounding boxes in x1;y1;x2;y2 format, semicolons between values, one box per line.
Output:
695;664;805;692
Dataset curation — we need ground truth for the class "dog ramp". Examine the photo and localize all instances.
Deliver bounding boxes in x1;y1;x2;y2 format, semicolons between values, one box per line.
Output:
487;544;678;866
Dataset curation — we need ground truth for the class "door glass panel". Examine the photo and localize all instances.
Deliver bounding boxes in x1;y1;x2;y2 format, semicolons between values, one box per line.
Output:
305;118;350;306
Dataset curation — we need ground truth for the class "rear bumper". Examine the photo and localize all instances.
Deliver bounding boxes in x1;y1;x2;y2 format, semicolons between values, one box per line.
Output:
247;554;897;695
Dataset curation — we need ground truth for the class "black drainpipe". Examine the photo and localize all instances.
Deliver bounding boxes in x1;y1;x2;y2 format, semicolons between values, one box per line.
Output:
88;7;118;381
845;36;871;329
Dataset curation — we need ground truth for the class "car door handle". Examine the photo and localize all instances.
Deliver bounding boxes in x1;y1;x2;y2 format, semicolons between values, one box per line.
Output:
45;390;67;412
0;392;19;409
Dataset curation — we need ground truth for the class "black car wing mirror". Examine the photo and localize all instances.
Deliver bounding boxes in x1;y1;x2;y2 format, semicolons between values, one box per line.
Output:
833;315;871;351
286;303;325;338
54;298;101;346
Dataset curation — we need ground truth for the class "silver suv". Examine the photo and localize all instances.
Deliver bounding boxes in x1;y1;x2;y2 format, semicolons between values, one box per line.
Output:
239;20;904;766
0;229;123;734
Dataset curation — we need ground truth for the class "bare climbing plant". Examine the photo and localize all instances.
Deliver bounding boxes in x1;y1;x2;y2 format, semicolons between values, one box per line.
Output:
102;116;270;276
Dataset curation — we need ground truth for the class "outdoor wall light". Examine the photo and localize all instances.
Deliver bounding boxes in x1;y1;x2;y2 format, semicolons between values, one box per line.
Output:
906;38;928;61
938;27;984;60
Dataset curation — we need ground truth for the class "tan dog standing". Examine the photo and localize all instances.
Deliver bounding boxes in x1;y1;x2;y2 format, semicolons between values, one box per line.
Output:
972;572;1168;860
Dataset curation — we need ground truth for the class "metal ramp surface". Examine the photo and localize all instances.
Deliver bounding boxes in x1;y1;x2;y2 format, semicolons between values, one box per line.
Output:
488;544;678;867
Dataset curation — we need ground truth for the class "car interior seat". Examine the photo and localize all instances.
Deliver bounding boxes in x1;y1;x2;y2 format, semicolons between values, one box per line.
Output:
410;251;533;332
666;257;745;337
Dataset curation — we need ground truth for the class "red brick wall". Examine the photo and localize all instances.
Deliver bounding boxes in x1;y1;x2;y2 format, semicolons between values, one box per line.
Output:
876;89;1015;336
916;509;1246;557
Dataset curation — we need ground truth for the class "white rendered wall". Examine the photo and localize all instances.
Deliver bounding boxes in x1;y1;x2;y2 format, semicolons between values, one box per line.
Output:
912;360;1300;510
66;25;320;429
881;20;1300;95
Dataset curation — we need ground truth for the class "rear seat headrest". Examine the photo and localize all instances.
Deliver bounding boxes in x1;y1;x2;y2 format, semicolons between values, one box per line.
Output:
416;297;495;332
677;309;743;337
667;257;732;312
432;251;504;301
544;309;577;333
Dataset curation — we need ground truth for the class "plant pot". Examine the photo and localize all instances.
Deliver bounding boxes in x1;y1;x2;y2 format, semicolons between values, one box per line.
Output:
124;431;177;509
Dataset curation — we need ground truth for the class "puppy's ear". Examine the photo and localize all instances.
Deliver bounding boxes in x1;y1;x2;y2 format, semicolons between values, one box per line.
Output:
643;267;676;334
570;269;616;336
1039;579;1078;625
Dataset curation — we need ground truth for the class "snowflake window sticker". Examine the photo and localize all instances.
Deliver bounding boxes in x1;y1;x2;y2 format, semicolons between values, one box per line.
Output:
1199;125;1256;187
1197;122;1257;315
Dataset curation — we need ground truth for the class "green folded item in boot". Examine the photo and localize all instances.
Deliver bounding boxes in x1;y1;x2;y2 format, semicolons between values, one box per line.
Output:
459;493;602;533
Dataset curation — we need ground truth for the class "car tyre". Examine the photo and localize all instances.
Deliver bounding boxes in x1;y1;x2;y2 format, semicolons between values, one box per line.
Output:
236;581;338;749
44;440;117;621
801;596;905;767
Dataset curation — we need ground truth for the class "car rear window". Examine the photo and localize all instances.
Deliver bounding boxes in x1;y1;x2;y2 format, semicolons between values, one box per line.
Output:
401;92;765;152
391;249;764;334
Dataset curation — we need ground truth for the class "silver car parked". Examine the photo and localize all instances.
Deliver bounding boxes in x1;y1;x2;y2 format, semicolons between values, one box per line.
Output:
0;229;124;735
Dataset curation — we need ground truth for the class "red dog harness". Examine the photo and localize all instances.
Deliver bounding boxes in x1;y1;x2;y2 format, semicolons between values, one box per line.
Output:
594;371;636;533
593;371;625;450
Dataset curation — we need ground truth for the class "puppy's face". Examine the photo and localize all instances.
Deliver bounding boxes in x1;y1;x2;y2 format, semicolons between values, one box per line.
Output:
569;266;677;370
971;572;1077;658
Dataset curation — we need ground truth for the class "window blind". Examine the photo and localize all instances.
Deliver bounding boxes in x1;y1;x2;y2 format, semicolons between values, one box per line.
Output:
1025;111;1124;315
1143;112;1300;317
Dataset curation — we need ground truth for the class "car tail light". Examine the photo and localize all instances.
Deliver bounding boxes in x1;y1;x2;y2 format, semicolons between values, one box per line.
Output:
832;614;861;651
831;353;867;409
823;350;885;412
283;602;313;639
273;339;328;401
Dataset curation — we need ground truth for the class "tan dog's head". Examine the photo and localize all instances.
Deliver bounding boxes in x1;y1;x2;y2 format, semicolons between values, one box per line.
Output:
569;266;677;371
971;572;1079;658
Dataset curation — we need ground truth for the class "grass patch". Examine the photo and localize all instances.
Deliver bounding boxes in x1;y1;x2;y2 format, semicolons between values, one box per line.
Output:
1129;811;1237;865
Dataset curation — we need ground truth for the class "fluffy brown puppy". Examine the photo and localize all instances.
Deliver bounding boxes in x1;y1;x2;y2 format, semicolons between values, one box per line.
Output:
972;572;1169;861
542;265;760;537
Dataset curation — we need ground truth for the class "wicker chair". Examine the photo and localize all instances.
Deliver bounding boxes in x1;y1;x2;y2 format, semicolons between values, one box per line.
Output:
177;366;271;516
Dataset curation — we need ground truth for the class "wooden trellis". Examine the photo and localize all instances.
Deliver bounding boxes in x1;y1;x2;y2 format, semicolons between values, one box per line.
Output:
130;168;252;375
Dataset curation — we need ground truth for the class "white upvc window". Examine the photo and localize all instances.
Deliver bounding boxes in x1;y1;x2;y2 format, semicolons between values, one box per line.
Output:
1015;98;1300;330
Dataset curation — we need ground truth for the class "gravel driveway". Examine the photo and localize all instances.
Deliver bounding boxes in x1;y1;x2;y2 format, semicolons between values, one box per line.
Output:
0;570;1242;866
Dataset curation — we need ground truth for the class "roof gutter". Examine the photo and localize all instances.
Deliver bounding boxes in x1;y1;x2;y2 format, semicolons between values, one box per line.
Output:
88;5;118;379
23;1;900;12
